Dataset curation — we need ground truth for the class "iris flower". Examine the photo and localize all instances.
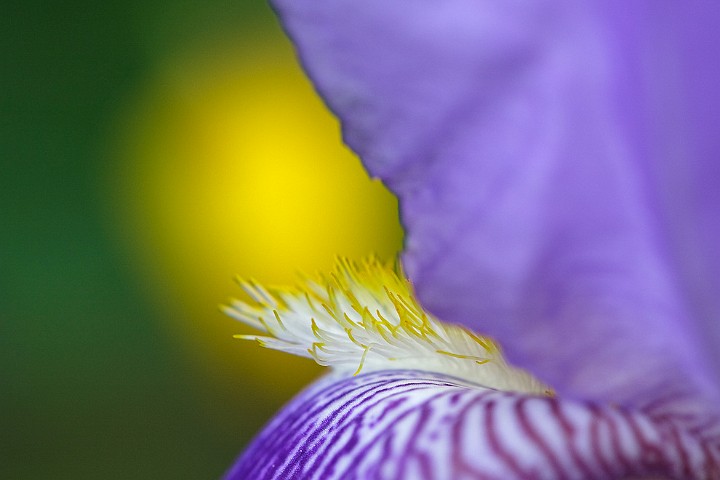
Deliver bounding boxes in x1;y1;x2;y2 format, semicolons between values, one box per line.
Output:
224;1;720;478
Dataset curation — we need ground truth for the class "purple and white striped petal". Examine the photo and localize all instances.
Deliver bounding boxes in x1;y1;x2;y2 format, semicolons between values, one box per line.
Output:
269;0;720;421
225;371;720;480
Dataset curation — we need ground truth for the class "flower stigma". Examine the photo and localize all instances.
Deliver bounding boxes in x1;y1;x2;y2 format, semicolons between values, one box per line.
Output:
224;257;550;395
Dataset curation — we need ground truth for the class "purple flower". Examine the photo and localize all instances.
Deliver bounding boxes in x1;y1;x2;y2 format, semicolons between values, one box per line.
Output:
224;1;720;478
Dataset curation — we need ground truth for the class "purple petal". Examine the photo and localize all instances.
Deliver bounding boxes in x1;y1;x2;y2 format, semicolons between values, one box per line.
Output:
271;0;720;411
225;371;720;479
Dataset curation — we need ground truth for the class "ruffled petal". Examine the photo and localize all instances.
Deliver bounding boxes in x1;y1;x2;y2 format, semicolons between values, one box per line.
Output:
271;0;720;412
225;371;720;479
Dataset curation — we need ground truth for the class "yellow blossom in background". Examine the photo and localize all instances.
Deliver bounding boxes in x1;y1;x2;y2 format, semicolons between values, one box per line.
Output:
109;38;404;402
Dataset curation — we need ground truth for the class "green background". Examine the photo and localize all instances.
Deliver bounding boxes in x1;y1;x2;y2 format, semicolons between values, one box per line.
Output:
2;1;292;478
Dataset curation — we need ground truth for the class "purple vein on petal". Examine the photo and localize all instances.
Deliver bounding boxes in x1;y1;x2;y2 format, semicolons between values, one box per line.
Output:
516;397;566;477
298;383;439;478
225;370;720;479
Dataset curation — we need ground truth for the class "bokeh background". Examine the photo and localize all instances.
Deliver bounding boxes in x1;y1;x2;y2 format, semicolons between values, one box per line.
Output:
2;1;403;478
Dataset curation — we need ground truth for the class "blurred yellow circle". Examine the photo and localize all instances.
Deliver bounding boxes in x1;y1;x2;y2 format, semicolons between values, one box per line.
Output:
111;39;403;402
